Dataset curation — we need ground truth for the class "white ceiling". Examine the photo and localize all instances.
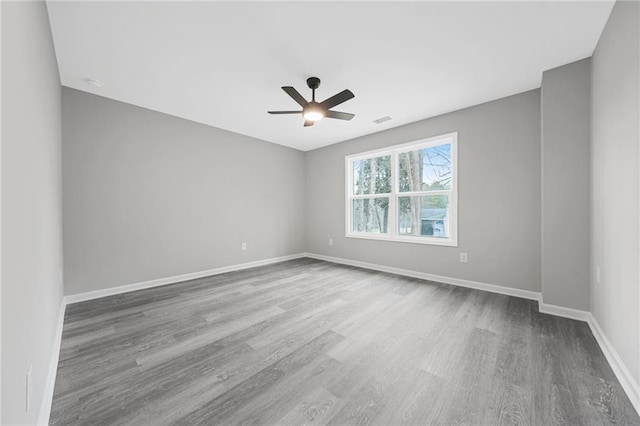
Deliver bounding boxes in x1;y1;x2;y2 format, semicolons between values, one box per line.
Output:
46;1;614;151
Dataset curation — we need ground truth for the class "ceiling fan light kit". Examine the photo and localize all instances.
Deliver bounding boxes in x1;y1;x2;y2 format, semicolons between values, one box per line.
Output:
302;104;324;122
268;77;355;127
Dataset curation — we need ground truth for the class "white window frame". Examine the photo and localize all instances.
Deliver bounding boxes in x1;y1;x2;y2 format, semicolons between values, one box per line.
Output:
345;132;458;247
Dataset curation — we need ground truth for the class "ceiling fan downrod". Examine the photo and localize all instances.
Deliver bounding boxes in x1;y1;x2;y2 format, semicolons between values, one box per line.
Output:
307;77;321;102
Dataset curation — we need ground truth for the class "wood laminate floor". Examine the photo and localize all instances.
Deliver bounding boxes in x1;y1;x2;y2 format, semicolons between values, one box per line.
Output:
50;258;639;425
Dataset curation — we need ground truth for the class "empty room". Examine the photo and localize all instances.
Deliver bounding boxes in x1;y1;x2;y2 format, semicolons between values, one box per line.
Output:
2;0;640;425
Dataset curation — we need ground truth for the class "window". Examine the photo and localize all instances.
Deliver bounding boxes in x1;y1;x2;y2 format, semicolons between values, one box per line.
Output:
346;132;457;246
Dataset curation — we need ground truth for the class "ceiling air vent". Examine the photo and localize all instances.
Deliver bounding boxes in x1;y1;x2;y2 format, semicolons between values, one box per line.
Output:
373;116;392;124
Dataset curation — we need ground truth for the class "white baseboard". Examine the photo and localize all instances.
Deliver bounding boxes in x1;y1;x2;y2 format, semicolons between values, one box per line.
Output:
304;252;541;301
64;253;307;304
538;300;591;322
38;300;66;426
587;314;640;416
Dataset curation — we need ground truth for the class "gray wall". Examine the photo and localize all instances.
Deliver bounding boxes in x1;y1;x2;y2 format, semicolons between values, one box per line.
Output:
62;88;306;295
541;59;591;310
1;1;64;424
306;90;542;292
591;0;640;384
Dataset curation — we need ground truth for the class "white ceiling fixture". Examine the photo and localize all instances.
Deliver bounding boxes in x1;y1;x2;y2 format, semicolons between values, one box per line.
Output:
86;79;103;88
46;1;614;151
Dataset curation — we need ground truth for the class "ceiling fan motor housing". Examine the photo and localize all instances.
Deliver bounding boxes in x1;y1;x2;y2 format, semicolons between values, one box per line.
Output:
306;77;321;90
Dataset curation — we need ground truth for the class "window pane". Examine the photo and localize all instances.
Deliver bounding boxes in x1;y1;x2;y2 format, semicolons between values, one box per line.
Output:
399;143;451;192
352;198;389;234
398;195;449;237
352;156;392;195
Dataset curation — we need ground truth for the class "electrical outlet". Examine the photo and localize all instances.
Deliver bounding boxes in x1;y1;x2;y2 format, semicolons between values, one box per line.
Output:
459;252;468;263
329;238;333;246
241;242;247;251
596;266;601;284
26;366;32;412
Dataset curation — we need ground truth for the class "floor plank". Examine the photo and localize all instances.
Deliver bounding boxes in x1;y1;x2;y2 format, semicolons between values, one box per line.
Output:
50;258;640;425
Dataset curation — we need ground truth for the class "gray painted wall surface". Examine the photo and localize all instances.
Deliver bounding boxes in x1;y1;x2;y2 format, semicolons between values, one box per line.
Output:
1;1;64;424
62;88;306;295
306;90;542;292
541;58;591;310
591;0;640;384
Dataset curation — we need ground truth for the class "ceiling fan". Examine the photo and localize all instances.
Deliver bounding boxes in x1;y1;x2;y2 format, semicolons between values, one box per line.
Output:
268;77;355;127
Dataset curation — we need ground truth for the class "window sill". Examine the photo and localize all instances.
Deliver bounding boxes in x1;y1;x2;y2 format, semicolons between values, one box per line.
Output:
345;233;458;247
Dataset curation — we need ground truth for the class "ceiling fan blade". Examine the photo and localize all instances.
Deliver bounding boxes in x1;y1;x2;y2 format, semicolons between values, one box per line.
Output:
320;89;354;110
325;110;355;121
268;111;302;114
303;120;315;127
282;86;308;107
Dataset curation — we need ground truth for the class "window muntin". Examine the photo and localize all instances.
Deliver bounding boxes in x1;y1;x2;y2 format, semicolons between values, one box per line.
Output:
346;133;457;246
